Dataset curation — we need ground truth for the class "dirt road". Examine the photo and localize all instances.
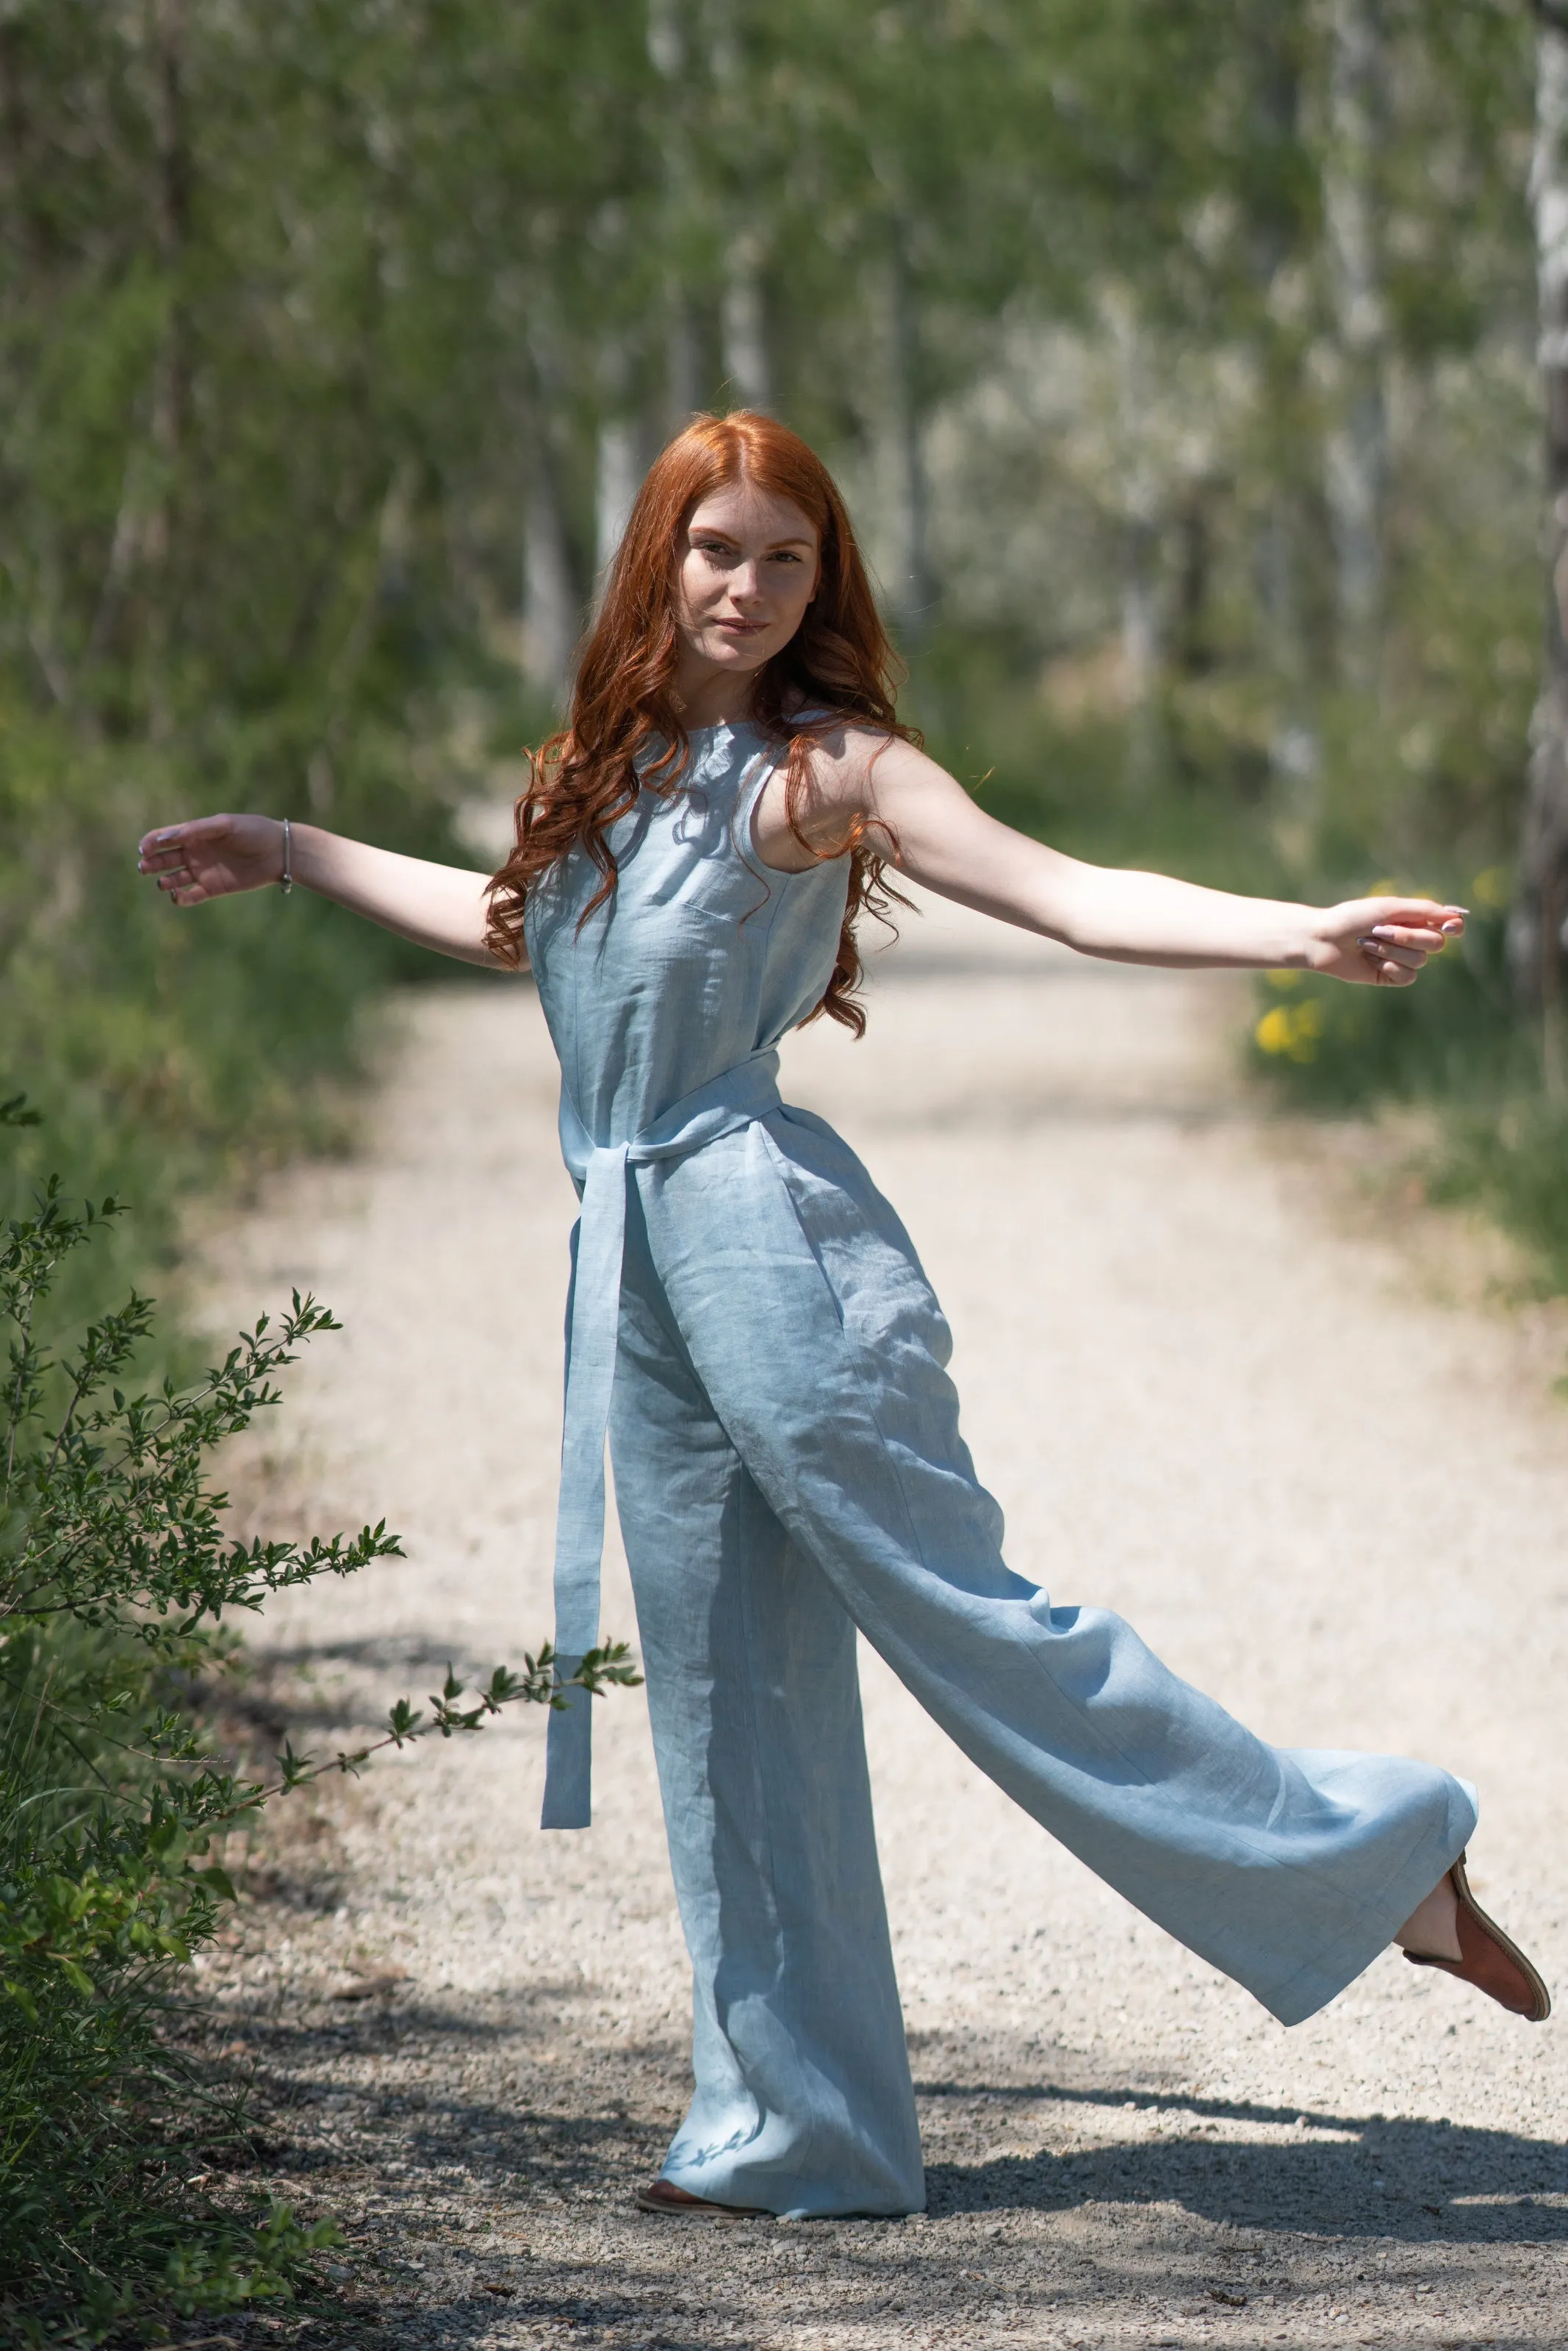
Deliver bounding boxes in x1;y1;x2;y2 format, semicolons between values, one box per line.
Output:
201;892;1568;2348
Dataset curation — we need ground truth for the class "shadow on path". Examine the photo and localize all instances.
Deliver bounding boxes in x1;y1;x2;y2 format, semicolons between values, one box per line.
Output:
918;2076;1568;2244
214;1980;1568;2251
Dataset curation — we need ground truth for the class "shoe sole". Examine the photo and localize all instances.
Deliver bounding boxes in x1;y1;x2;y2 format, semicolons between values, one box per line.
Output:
634;2183;770;2218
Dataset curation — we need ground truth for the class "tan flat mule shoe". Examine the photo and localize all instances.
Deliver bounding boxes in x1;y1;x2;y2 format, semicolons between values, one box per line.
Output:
1404;1853;1551;2022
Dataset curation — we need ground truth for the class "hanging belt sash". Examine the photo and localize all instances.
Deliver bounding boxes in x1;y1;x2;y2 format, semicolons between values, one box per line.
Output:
540;1048;785;1828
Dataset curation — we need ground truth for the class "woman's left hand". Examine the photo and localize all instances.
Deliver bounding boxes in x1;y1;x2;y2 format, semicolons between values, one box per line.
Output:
1310;897;1467;986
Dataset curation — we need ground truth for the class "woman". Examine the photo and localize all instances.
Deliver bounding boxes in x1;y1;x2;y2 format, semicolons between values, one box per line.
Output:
140;411;1548;2223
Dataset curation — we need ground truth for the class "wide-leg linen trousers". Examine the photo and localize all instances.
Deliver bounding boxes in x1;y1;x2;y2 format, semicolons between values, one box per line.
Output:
603;1110;1476;2220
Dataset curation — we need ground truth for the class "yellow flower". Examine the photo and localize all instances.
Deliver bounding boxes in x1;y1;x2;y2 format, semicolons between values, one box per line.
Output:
1266;968;1303;991
1471;866;1511;910
1254;1000;1323;1063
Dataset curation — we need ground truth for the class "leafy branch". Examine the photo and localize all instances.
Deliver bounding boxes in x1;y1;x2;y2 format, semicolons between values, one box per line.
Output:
266;1640;643;1795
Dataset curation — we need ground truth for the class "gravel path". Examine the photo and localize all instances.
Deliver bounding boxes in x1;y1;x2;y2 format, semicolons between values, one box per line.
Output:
198;893;1568;2349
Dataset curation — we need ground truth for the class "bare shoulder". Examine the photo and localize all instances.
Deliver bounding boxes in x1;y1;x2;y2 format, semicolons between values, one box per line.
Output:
798;718;930;804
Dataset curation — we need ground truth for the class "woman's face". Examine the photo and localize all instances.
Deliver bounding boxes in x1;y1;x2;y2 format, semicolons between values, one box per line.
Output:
672;481;821;686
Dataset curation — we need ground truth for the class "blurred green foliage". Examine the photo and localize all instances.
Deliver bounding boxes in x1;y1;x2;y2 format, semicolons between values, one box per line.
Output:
0;712;464;1333
2;3;1542;897
0;2;506;1317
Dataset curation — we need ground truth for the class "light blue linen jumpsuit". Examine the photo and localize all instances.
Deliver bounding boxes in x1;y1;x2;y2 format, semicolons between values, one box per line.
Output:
524;718;1476;2219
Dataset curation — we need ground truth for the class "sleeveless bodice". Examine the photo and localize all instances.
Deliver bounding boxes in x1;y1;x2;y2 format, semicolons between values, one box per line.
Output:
524;720;849;1149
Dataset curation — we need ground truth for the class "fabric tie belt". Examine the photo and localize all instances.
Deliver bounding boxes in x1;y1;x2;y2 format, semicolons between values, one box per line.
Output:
541;1047;785;1828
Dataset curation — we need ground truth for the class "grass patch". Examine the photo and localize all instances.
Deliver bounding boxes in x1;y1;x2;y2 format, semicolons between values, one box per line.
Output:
1247;903;1568;1296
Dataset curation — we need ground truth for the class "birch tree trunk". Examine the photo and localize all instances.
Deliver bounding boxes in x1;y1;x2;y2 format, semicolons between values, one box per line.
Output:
649;0;702;429
1243;3;1320;830
875;228;930;642
521;428;578;706
145;0;190;739
721;229;770;410
665;292;702;430
1245;0;1301;675
1514;1;1568;1076
517;306;578;704
706;0;770;409
1110;295;1163;793
594;420;641;584
594;332;641;593
1323;0;1389;683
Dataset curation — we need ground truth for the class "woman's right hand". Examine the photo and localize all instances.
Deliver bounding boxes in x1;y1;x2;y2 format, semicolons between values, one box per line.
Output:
137;814;287;906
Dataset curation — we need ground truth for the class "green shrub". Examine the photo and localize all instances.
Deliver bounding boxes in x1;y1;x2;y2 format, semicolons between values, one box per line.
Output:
0;1097;638;2341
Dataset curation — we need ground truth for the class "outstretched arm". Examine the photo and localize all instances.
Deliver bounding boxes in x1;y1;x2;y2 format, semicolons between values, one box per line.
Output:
137;815;511;970
778;733;1463;986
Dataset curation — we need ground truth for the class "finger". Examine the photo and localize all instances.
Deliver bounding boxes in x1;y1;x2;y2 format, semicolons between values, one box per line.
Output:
1359;936;1427;970
139;836;198;869
1358;941;1423;984
1373;897;1465;922
136;814;232;857
1366;924;1447;953
1367;922;1447;947
1358;899;1466;940
1353;930;1429;968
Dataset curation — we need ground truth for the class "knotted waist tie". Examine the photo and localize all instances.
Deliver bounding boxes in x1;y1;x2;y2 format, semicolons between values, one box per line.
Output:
541;1047;785;1828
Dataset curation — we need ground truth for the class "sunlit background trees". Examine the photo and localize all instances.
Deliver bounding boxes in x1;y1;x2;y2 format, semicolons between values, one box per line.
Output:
0;4;1547;886
7;3;1568;1291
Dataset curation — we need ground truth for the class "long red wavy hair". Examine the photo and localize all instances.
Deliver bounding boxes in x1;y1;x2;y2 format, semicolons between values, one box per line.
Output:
484;409;917;1035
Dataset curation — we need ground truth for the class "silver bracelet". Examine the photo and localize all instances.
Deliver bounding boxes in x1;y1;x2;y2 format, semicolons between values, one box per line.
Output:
279;816;293;896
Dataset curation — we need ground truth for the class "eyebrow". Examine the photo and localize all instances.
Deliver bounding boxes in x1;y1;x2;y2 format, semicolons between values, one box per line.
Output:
691;526;816;550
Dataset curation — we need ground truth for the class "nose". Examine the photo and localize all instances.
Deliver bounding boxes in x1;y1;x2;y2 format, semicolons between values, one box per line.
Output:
730;561;765;608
